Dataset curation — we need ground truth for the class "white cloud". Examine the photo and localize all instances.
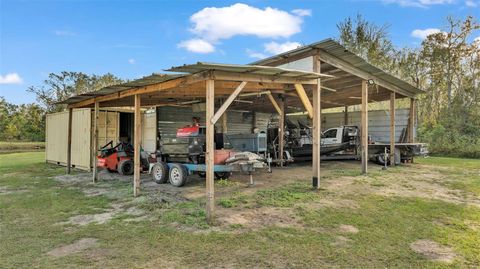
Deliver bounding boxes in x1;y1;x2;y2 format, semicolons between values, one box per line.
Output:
264;41;302;54
465;0;478;7
128;58;136;64
177;39;215;53
0;73;23;84
179;3;309;53
474;36;480;43
246;49;268;59
291;9;312;17
411;28;442;39
384;0;454;7
54;30;76;36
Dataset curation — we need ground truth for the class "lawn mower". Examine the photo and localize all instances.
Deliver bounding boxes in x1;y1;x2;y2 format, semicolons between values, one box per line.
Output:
97;141;151;175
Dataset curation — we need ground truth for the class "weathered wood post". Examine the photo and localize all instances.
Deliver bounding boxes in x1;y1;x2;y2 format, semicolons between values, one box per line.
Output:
390;92;396;166
312;55;321;189
92;102;99;182
361;81;368;174
67;108;73;174
134;94;141;197
205;79;215;224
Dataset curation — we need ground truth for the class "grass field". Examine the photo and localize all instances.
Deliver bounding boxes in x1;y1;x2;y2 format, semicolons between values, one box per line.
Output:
0;152;479;268
0;141;45;153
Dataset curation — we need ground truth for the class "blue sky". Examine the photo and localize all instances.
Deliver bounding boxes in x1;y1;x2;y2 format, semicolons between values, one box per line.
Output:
0;0;478;105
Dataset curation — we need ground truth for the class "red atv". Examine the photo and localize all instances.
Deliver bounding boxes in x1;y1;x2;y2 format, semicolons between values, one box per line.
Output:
97;141;150;175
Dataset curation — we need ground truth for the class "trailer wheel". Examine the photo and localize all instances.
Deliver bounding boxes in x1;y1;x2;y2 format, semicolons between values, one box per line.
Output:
118;159;134;175
215;172;231;180
152;162;169;184
169;163;188;187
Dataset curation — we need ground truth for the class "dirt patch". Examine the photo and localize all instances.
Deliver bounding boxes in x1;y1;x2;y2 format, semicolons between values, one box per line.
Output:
47;238;98;257
410;239;456;263
0;186;28;195
217;207;302;229
338;224;359;234
57;203;146;226
331;235;350;247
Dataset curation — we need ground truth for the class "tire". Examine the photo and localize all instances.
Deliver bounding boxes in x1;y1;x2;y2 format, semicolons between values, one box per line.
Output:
169;163;188;187
151;162;169;184
198;172;206;178
215;172;231;180
118;159;134;175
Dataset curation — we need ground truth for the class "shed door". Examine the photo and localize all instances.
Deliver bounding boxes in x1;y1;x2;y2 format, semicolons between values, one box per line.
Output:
142;111;157;153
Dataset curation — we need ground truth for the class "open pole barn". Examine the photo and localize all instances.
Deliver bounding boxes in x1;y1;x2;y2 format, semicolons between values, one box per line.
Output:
55;39;424;223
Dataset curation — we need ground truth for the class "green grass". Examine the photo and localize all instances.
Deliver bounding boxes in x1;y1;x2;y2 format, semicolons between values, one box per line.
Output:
0;153;479;268
0;141;45;153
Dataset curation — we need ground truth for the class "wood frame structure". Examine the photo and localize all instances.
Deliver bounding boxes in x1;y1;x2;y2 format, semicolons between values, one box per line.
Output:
60;39;424;222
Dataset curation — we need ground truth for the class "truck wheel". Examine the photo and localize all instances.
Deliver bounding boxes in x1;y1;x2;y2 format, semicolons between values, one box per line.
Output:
215;172;231;180
169;163;188;187
152;162;169;184
118;159;134;175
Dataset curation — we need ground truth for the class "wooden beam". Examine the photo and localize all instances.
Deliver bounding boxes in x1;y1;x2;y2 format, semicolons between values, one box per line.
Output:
361;81;368;174
278;95;285;167
319;50;415;98
205;79;215;224
210;81;247;124
267;93;282;115
408;98;415;143
390;92;396;166
294;84;314;119
67;108;73;174
312;55;321;189
321;85;337;92
212;70;319;85
133;94;141;197
92;102;99;182
221;112;228;133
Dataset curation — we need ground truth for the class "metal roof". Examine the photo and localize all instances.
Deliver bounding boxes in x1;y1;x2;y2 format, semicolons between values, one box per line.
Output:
59;73;185;104
166;62;333;79
251;38;424;96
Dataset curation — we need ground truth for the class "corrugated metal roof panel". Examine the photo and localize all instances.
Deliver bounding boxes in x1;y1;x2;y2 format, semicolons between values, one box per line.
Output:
251;38;423;96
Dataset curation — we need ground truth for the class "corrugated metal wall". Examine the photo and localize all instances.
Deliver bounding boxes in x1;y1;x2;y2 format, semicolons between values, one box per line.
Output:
157;106;272;137
289;108;412;142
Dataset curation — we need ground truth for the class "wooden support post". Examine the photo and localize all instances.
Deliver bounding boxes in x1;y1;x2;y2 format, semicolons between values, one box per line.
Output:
92;102;99;182
294;83;314;119
361;81;368;174
408;98;415;143
205;79;215;224
67;108;73;174
312;56;321;189
252;112;257;132
267;93;282;115
344;106;348;125
133;94;141;197
390;92;396;166
278;95;285;167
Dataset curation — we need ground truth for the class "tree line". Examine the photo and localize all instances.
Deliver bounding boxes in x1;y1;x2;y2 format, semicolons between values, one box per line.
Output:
1;15;478;157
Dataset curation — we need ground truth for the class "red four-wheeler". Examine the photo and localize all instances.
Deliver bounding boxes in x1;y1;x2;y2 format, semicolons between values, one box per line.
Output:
97;141;150;175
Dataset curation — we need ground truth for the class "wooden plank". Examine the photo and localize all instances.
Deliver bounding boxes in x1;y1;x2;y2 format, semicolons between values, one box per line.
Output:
210;81;247;124
221;112;228;133
92;102;99;182
267;93;282;115
67;108;73;174
134;94;141;197
205;79;215;224
319;50;415;98
278;95;285;167
294;84;314;118
361;81;368;174
312;55;321;189
390;92;396;166
408;98;415;143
